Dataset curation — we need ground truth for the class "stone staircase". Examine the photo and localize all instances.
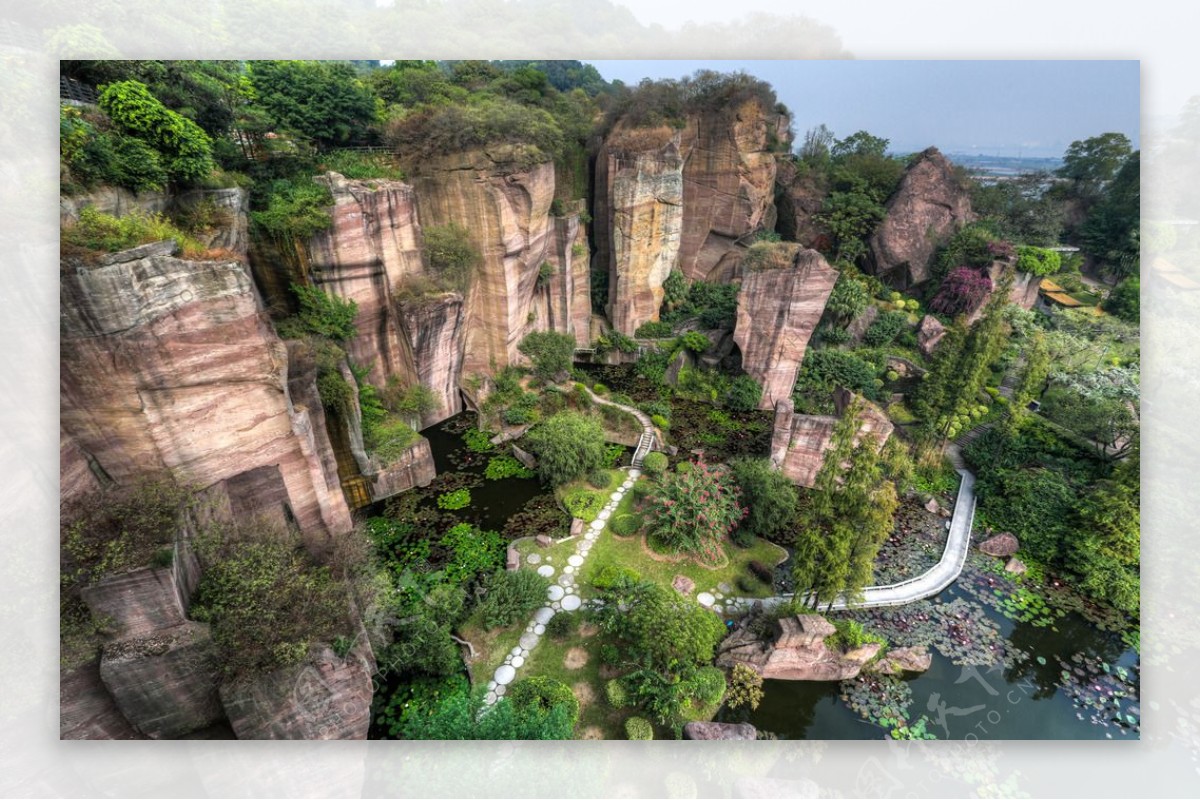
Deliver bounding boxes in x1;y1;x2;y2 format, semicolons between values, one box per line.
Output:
631;430;656;467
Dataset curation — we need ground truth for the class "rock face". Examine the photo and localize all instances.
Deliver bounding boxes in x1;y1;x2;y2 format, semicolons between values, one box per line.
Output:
774;159;830;248
219;646;373;740
718;614;880;682
60;661;145;740
916;314;947;356
683;721;758;740
868;646;932;676
398;293;466;426
61;249;353;543
979;532;1020;557
595;135;684;336
733;246;838;409
867;147;973;287
596;99;787;334
80;542;202;641
369;438;436;501
99;621;224;739
770;390;894;487
411;149;590;378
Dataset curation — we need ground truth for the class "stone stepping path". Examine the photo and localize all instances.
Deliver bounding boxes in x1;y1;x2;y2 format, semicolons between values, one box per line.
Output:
484;468;641;705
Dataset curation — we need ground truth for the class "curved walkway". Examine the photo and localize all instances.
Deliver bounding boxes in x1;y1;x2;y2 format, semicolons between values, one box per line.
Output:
733;466;977;614
576;385;659;466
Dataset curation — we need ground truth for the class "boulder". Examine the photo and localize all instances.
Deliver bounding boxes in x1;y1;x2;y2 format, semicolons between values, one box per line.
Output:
672;575;696;596
683;721;757;740
923;498;942;516
917;314;947;356
505;547;520;571
98;622;224;739
663;348;694;387
718;614;880;682
733;245;838;409
368;437;437;502
536;534;554;548
868;646;932;675
60;660;146;740
511;444;537;470
845;305;878;345
867;147;974;287
220;646;373;740
979;532;1020;558
1005;557;1028;576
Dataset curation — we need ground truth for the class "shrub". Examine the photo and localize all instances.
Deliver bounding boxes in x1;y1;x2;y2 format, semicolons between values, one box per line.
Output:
592;382;608;395
644;454;745;565
591;564;641;590
291;284;358;342
635;320;674;338
562;486;605;522
863;310;909;346
826;619;885;652
729;457;797;545
632;480;653;500
384;96;566;162
508;676;580;729
725;663;764;710
518;330;576;379
422;222;480;293
525;411;607;486
1016;245;1062;276
885;370;900;382
723;375;763;412
252;179;334;241
504;406;536;425
649;414;670;431
191;527;349;680
625;716;654;740
687;665;727;707
736;575;759;593
599;643;621;666
641;451;668;475
537;261;555;287
675;461;693;475
610;513;641;537
587;469;611;489
317;369;354;416
605;679;629;708
676;331;710;354
478;569;551;629
62;207;205;259
930;266;993;316
437;488;472;510
368;417;420;463
545;610;574;639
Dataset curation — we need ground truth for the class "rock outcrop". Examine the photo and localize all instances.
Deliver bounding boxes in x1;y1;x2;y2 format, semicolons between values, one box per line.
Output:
718;614;880;682
369;438;436;501
99;621;224;739
596;99;788;334
770;390;894;487
80;541;202;641
219;646;374;739
868;646;932;676
979;532;1020;558
733;245;838;409
60;661;145;740
683;721;758;740
398;293;466;426
595;134;684;336
411;148;590;378
61;249;353;544
867;147;973;287
774;158;830;248
916;314;947;356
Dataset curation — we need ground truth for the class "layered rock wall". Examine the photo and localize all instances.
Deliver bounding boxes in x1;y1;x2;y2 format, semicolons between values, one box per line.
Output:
61;250;353;543
770;391;894;487
733;246;838;410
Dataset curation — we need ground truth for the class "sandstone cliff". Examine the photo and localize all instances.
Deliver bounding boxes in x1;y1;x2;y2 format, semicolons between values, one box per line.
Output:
733;245;838;410
410;148;590;379
867;147;973;287
60;246;352;542
596;99;787;335
774;158;830;248
770;390;894;487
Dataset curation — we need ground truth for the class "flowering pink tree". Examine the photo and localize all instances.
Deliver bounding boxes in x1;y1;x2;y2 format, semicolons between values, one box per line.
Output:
930;266;993;316
644;453;746;567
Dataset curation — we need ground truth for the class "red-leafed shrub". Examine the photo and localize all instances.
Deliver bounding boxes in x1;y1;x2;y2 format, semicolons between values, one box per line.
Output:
930;266;993;316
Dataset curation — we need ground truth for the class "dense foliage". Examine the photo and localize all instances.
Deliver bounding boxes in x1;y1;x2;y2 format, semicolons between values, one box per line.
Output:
518;331;576;380
524;411;607;486
730;457;798;546
98;80;215;185
643;454;745;565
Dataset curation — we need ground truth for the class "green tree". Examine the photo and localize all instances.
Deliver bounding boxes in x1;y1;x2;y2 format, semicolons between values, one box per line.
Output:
818;187;885;262
518;331;576;380
1080;152;1140;278
98;80;214;185
971;171;1065;246
832;130;889;160
730;457;798;545
1057;132;1134;205
824;272;871;322
597;578;726;673
1068;451;1139;614
1104;278;1140;323
248;60;378;148
523;411;606;486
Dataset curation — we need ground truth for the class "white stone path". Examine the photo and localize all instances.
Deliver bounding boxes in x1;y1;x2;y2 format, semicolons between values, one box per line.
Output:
484;467;641;705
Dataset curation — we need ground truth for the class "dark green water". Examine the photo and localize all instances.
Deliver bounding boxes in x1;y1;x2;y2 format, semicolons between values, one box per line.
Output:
729;585;1139;740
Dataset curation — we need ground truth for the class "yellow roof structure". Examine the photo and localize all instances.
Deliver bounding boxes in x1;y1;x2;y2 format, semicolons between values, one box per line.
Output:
1043;291;1082;307
1039;277;1065;293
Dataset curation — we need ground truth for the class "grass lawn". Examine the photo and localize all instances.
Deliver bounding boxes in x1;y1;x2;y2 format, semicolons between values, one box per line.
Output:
457;608;523;683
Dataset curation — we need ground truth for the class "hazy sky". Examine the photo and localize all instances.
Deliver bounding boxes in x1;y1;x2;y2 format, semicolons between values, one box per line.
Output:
586;60;1140;158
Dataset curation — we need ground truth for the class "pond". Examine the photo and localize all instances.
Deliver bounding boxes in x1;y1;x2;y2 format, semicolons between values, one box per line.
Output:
725;584;1139;740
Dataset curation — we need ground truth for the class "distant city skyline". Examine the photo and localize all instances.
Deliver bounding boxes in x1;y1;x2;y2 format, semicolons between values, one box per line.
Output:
586;60;1140;158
